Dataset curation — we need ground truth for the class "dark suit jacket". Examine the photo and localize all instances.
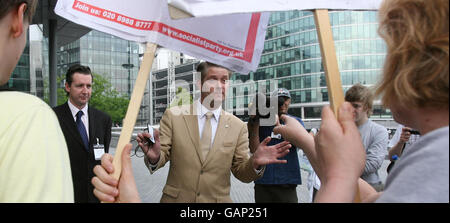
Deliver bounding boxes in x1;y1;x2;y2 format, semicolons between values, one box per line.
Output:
53;102;112;203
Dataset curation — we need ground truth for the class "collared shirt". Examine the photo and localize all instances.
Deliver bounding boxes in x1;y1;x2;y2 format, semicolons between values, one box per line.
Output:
68;100;89;139
196;99;221;147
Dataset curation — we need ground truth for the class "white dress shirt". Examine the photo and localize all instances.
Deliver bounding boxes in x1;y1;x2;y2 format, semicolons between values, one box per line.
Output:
68;100;89;139
196;99;221;147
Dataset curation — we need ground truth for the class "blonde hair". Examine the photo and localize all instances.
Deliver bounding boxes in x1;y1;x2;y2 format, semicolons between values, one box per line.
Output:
375;0;449;109
345;83;375;117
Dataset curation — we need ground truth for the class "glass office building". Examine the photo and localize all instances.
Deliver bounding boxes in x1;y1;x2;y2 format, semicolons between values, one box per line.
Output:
57;30;140;97
227;10;392;127
2;34;31;92
151;61;199;124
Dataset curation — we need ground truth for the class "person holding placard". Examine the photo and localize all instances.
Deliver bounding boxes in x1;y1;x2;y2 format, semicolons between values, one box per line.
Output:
274;0;448;202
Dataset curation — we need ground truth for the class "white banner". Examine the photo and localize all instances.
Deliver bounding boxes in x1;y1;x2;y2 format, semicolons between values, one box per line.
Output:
54;0;270;73
168;0;383;18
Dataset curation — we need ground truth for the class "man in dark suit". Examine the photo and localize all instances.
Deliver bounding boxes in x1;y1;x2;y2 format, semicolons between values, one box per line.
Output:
54;64;112;203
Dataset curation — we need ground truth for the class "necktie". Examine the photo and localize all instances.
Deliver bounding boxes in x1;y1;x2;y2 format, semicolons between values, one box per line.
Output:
76;111;89;151
200;112;213;161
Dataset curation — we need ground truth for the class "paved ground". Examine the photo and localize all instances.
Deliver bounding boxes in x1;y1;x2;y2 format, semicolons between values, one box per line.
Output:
109;139;390;203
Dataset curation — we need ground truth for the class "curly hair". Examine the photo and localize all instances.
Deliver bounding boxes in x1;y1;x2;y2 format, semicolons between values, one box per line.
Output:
375;0;449;109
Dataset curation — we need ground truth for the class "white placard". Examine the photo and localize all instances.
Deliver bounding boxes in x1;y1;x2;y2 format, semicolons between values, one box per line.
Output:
54;0;270;73
168;0;383;18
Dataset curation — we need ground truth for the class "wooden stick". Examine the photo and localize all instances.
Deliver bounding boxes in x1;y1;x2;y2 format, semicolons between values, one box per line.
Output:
111;42;157;180
313;9;344;116
314;9;361;203
168;4;193;19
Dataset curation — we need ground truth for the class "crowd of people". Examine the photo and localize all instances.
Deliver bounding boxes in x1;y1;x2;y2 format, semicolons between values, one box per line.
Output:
0;0;448;203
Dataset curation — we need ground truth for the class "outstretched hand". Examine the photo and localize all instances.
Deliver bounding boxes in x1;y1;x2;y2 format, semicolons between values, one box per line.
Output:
137;129;161;164
252;137;292;169
92;143;141;203
273;114;316;164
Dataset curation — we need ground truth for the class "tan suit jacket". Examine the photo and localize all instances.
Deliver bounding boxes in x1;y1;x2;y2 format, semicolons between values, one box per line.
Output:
144;104;263;202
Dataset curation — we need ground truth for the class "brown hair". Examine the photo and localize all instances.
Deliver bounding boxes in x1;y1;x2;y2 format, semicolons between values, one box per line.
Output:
345;83;375;116
375;0;449;109
196;61;232;83
0;0;37;23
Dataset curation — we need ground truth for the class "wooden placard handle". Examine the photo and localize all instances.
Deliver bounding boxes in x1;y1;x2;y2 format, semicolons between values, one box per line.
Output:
314;9;361;203
111;42;157;180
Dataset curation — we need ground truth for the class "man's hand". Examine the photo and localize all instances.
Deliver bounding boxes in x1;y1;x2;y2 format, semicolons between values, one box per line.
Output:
273;115;316;164
252;137;292;169
399;127;412;144
91;143;141;203
137;129;161;164
313;102;366;202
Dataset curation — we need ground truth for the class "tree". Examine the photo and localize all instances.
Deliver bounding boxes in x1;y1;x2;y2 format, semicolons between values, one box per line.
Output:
169;87;193;108
89;73;129;125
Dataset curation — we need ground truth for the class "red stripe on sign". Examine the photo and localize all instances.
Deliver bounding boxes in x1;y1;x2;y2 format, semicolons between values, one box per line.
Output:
71;0;259;62
72;0;156;31
243;13;261;62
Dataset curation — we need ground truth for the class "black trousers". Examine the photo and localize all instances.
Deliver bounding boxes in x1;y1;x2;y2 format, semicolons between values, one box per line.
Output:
254;184;298;203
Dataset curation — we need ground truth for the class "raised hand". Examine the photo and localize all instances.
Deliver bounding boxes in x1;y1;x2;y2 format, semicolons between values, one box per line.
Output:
252;137;292;169
313;102;366;202
273;114;316;164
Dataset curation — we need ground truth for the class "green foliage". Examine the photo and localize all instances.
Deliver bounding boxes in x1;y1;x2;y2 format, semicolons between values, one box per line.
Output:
89;73;129;125
169;87;193;108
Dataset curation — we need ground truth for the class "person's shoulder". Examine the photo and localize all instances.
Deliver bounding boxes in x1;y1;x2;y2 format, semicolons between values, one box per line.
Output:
223;110;245;125
89;105;111;119
165;103;193;117
53;102;68;112
0;91;49;111
370;119;388;133
0;92;57;125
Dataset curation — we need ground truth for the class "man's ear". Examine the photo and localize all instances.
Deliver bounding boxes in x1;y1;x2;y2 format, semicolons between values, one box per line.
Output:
65;82;71;94
11;3;28;38
196;79;202;90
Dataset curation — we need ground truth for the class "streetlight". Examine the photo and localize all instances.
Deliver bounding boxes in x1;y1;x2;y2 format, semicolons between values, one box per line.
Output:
122;41;134;97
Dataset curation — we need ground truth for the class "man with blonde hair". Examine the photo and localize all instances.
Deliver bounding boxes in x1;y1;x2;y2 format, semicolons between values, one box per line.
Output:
345;83;388;191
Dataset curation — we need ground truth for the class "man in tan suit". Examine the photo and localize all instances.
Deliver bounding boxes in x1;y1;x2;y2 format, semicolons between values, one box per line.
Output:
91;62;292;203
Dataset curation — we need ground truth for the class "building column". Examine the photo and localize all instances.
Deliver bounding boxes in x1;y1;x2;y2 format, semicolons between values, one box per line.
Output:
48;19;57;107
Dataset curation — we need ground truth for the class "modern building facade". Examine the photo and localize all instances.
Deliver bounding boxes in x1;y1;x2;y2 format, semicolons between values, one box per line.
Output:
226;10;393;129
2;33;31;93
151;60;199;124
57;30;140;97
